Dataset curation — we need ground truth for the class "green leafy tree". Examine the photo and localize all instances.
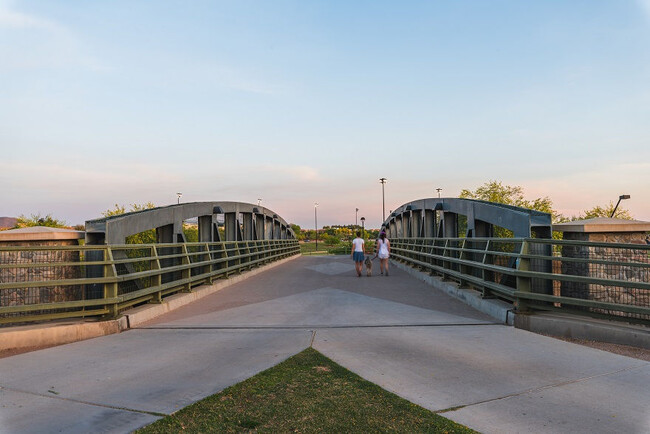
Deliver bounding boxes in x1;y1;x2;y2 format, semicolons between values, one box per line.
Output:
460;180;558;219
322;234;341;246
290;224;305;240
576;203;633;220
460;180;561;238
15;213;67;228
183;224;199;242
102;202;157;244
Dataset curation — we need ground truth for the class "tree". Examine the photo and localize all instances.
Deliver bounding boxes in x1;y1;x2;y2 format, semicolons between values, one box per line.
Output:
290;224;305;240
460;180;561;238
15;213;67;228
102;202;157;244
577;203;633;220
460;180;558;219
322;234;341;246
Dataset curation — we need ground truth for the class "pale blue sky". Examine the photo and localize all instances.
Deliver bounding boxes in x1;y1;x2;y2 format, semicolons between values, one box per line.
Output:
2;0;649;228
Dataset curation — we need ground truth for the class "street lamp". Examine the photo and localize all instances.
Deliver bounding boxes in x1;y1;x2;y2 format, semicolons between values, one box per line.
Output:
314;203;319;252
436;188;442;198
360;216;366;239
355;208;359;228
379;178;387;222
610;195;631;218
176;192;182;204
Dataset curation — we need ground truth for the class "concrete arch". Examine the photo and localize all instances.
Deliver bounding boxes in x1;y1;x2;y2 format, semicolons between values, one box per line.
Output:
85;202;295;245
383;198;552;239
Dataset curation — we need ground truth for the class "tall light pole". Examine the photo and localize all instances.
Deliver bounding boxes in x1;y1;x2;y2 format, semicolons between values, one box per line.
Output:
360;216;366;239
436;188;442;198
610;195;630;218
314;202;319;252
176;192;182;204
355;208;359;228
379;178;387;223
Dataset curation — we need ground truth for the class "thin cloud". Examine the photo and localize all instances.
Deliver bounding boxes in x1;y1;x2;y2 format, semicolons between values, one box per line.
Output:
639;0;650;19
0;1;64;32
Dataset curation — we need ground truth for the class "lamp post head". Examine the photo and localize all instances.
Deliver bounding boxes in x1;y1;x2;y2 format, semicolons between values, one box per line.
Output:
620;195;631;200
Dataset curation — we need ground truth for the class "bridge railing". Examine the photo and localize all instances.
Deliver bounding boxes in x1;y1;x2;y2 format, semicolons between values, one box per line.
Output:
391;237;650;323
0;240;299;326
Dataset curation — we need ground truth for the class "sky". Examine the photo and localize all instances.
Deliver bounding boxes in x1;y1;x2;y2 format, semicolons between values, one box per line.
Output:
1;0;649;229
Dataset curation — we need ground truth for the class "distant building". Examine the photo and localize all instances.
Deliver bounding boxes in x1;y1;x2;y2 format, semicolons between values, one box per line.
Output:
0;217;17;230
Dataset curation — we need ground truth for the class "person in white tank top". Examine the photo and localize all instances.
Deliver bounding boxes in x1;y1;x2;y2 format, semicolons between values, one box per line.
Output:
374;231;390;276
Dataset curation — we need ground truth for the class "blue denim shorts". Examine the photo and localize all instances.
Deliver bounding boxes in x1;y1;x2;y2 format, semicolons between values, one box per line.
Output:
353;251;365;262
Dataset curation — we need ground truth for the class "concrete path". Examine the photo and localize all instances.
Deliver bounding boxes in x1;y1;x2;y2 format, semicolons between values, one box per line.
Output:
1;256;648;433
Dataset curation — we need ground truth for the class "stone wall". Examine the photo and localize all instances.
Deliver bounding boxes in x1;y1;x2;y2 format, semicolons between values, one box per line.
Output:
560;232;649;318
0;240;82;308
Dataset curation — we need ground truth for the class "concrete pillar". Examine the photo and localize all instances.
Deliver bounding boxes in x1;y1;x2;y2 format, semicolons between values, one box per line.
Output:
424;210;436;238
411;210;423;237
442;212;458;238
474;220;493;238
156;224;174;243
242;213;254;240
255;214;265;240
198;215;212;242
224;213;238;241
274;220;281;239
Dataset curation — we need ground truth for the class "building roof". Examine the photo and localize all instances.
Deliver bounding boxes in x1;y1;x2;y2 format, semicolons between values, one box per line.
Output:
0;226;85;241
552;217;650;233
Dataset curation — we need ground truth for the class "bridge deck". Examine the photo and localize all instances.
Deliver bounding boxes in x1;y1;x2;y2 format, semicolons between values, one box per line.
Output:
0;256;648;433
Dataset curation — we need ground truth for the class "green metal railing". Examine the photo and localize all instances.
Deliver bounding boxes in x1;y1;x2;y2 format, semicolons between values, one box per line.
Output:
0;240;299;325
391;237;650;323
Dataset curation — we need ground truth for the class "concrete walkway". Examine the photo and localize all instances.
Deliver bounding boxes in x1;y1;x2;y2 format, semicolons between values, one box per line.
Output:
1;256;648;433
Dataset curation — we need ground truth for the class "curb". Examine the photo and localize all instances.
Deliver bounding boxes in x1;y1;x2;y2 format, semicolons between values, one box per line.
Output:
390;260;514;325
515;312;650;350
0;254;300;353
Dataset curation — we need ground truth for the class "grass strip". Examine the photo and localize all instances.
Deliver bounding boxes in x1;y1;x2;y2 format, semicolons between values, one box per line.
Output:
137;347;476;433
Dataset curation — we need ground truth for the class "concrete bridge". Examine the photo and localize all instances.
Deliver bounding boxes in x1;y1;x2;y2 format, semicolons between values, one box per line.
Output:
1;199;649;433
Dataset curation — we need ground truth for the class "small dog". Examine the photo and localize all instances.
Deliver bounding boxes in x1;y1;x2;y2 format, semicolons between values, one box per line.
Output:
364;256;373;276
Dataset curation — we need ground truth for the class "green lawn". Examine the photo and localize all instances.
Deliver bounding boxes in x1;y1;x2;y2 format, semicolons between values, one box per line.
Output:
137;348;475;433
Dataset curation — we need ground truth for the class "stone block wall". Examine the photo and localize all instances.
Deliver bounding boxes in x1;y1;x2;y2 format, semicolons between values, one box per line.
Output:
0;240;82;308
560;232;649;318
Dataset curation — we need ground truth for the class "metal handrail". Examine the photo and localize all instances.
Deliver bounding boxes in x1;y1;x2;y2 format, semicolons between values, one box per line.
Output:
391;237;650;324
0;239;299;325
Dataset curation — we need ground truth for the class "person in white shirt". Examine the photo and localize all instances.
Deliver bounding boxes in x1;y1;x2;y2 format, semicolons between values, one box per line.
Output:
350;231;365;277
374;231;391;276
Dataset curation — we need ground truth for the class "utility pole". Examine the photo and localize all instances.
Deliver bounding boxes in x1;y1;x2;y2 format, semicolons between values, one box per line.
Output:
436;188;442;198
314;203;319;252
379;178;387;222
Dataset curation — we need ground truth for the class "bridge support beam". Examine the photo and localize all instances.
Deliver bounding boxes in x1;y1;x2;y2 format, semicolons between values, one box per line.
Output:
442;212;458;238
424;210;436;238
198;215;212;242
242;212;254;240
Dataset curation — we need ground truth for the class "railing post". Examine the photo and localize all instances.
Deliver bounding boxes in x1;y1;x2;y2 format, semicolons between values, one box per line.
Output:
104;248;119;318
150;245;162;303
515;239;532;312
181;244;191;292
481;240;494;298
459;238;469;288
441;239;450;280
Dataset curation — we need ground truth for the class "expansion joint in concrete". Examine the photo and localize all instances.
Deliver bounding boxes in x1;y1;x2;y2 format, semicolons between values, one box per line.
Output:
0;385;168;418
